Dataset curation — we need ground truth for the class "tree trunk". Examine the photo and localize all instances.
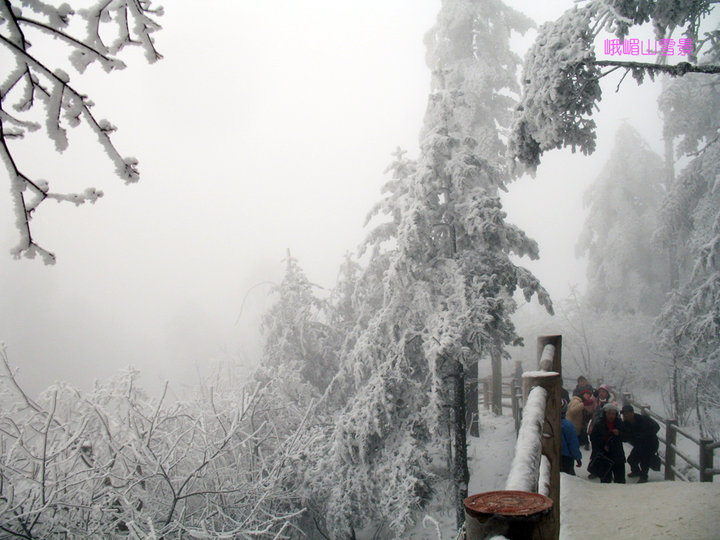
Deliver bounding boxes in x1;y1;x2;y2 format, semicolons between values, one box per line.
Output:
466;354;479;437
490;347;502;416
664;132;680;291
453;359;469;530
672;355;680;421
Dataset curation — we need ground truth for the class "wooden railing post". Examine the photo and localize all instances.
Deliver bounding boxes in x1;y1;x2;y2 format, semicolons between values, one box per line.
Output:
665;419;677;481
511;379;521;434
700;438;714;482
536;335;562;376
491;350;503;416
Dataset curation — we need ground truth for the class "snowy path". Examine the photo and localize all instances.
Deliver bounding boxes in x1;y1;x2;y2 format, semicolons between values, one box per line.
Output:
560;474;720;539
560;443;720;539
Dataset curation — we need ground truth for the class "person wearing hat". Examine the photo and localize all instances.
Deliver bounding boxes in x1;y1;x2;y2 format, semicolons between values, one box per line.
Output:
572;376;594;398
621;404;660;483
595;384;614;409
589;402;627;483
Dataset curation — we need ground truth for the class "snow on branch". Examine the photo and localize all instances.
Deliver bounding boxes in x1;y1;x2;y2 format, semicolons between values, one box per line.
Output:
0;0;162;263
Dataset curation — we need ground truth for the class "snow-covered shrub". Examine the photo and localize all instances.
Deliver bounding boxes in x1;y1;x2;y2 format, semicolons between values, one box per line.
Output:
0;346;306;538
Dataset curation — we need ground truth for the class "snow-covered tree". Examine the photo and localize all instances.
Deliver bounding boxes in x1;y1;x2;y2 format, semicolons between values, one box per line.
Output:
510;0;720;169
424;0;533;170
0;346;306;538
654;68;720;435
424;0;536;427
309;31;551;538
261;250;339;395
576;123;669;315
0;0;162;263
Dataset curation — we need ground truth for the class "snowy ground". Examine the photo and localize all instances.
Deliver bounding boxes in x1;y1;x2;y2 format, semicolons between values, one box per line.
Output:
561;440;720;539
399;412;518;539
560;474;720;539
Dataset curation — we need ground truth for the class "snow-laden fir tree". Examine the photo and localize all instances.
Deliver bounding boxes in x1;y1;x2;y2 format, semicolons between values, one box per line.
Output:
308;67;551;540
424;0;535;424
0;0;162;262
655;67;720;435
424;0;533;168
260;250;339;395
576;123;669;315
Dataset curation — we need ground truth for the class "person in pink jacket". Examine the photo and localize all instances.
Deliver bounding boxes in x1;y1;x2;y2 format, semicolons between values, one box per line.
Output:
578;388;598;449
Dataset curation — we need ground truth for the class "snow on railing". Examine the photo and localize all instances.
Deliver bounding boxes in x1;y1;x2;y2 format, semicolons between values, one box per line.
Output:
538;455;551;498
538;344;555;371
505;385;547;492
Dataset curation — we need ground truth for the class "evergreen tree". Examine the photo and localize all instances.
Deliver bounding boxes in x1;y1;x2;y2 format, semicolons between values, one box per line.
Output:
260;250;338;395
655;69;720;435
576;123;669;315
311;67;551;540
424;0;536;424
298;3;551;535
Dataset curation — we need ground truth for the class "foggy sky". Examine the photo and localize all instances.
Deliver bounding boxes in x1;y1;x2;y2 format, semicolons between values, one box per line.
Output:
0;1;669;396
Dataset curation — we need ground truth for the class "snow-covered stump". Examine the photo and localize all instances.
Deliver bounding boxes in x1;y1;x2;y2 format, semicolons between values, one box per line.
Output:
463;337;562;540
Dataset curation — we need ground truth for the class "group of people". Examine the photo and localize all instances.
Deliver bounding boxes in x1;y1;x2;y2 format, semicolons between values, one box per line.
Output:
560;376;660;484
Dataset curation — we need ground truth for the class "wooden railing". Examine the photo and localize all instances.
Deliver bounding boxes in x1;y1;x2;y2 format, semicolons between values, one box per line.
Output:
479;376;523;432
621;392;719;482
463;336;562;540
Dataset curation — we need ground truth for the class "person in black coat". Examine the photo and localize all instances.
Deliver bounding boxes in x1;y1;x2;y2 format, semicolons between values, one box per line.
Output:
621;404;660;483
589;402;627;483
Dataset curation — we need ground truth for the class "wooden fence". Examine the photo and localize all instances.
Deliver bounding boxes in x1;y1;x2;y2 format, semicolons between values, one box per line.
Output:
621;392;719;482
479;377;523;432
463;335;562;540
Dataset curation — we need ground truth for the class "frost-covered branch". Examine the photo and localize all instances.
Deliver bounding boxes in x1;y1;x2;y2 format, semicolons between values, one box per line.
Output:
0;0;162;262
594;59;720;75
